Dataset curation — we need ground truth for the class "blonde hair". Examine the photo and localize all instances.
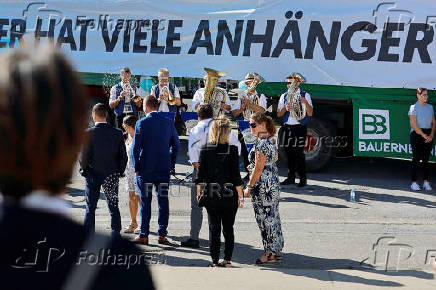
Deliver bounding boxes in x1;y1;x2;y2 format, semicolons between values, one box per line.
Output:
158;68;169;76
209;116;230;144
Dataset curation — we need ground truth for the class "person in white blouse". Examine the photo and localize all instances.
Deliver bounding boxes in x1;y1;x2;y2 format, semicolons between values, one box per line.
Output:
122;115;141;234
181;103;240;249
150;68;181;113
191;74;232;114
232;73;268;179
277;73;313;187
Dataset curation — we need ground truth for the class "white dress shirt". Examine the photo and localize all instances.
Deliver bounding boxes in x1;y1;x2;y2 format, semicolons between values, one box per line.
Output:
188;118;241;164
192;88;232;112
150;84;181;112
277;88;313;125
231;90;267;113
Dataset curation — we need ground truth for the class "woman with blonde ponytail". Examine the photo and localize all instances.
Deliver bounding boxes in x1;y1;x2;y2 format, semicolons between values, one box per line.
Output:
195;116;244;267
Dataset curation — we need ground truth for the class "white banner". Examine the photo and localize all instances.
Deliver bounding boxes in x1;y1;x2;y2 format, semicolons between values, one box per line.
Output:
1;0;435;88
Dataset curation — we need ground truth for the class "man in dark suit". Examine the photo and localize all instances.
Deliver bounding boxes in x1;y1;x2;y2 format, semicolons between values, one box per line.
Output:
132;96;180;245
80;103;128;237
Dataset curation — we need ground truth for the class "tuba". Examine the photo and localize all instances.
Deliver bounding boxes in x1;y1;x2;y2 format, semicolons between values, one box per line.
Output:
242;73;264;120
287;72;307;121
160;86;177;106
203;67;227;117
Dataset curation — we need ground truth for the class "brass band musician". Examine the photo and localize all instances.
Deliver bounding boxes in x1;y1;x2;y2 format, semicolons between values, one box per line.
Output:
150;68;181;113
232;73;267;119
192;68;231;115
277;73;313;187
109;67;142;128
231;73;267;180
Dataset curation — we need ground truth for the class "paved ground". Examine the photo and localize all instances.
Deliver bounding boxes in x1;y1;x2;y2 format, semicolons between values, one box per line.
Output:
66;135;436;289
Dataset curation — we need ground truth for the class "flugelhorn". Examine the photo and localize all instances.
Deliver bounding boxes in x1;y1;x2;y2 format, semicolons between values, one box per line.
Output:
123;82;142;108
161;86;177;106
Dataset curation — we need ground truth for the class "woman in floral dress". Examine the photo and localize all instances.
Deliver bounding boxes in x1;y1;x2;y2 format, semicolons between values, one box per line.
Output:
244;112;284;264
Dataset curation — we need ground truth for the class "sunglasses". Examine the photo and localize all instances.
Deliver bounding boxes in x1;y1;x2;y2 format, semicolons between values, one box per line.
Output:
249;122;257;128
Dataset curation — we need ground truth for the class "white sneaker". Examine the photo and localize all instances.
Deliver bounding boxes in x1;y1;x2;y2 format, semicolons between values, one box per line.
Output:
423;182;432;191
411;182;421;191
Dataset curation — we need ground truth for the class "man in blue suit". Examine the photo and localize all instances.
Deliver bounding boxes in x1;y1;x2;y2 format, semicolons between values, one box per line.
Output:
132;96;180;245
80;103;128;237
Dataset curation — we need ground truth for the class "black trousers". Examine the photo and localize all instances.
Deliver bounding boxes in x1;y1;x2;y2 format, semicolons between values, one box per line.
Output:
410;129;433;181
238;130;250;172
206;206;237;264
278;124;307;181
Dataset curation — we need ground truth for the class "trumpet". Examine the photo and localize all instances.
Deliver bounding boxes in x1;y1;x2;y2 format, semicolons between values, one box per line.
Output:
160;86;177;106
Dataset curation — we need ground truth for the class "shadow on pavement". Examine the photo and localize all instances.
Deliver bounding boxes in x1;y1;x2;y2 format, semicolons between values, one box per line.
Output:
280;183;436;208
143;235;433;287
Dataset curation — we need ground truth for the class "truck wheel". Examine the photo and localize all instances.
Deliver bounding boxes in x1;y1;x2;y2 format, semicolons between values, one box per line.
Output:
305;117;335;172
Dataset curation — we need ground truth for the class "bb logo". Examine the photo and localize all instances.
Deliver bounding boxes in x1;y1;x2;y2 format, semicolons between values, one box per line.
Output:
359;109;390;140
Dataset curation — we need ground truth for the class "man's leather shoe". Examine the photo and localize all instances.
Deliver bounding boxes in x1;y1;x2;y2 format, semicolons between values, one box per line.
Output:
181;238;200;248
158;236;171;245
280;178;295;186
298;179;307;187
133;236;149;245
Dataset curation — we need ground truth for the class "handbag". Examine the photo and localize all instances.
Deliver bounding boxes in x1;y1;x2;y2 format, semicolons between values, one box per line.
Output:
197;190;208;207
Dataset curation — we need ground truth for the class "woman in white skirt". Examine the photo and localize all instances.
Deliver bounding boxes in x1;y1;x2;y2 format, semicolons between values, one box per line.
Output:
122;115;141;233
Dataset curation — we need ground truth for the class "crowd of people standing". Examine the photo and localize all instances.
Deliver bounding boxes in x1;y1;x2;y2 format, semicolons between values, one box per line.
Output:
78;63;291;266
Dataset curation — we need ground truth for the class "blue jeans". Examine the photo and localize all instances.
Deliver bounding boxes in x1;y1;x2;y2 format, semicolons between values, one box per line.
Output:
136;176;169;238
84;173;121;236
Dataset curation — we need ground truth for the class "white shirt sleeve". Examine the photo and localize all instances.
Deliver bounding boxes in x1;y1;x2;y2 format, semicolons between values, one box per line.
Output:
192;90;203;111
230;132;241;155
277;93;286;111
188;128;201;163
408;105;416;116
109;85;117;103
150;85;157;97
303;92;313;108
259;93;267;110
223;90;232;109
232;98;242;111
173;85;181;99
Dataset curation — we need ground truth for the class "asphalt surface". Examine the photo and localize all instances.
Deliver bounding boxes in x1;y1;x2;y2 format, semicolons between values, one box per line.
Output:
67;133;436;276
